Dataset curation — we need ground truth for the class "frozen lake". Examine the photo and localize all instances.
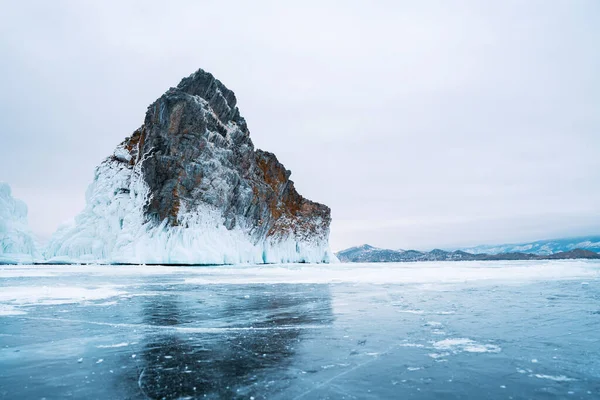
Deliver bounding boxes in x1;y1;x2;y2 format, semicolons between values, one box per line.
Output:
1;261;600;399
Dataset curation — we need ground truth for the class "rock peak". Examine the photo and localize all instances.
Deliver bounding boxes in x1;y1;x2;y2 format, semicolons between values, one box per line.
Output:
173;68;242;126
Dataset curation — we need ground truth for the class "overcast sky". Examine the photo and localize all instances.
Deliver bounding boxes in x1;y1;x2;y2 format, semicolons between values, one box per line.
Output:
1;0;599;251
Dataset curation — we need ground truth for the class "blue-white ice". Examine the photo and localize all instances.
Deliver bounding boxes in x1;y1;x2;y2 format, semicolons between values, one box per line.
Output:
0;183;38;264
1;260;599;399
43;152;334;265
0;178;334;265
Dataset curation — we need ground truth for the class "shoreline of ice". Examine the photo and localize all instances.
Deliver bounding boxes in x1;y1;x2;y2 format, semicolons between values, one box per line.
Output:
2;260;599;283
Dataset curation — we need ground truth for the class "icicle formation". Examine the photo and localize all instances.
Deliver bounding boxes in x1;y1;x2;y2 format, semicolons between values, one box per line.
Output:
0;183;38;264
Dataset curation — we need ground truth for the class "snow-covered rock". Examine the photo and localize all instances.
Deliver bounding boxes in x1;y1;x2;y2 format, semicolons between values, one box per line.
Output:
46;68;335;264
0;183;38;264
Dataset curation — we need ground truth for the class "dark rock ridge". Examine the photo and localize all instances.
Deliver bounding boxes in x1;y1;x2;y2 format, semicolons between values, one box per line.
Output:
545;249;600;260
336;245;600;263
122;69;330;243
45;68;333;264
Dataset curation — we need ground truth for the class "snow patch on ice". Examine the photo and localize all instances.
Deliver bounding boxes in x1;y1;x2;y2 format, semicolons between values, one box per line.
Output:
97;342;129;348
433;338;501;354
0;269;57;278
2;260;599;287
86;301;118;307
428;352;450;359
0;304;26;316
0;286;123;306
532;374;576;382
175;260;600;285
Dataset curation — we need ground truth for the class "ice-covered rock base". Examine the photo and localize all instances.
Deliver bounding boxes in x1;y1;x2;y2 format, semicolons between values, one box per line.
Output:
45;157;334;265
45;69;335;265
0;183;38;264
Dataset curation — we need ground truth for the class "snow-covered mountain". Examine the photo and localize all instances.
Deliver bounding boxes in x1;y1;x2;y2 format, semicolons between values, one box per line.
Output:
336;242;600;263
336;245;480;263
461;236;600;255
45;68;334;264
0;183;39;264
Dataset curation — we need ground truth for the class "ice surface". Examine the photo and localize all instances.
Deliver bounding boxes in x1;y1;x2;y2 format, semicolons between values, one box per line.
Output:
2;259;598;283
1;260;600;398
178;259;600;285
0;286;123;309
0;183;39;264
44;154;334;264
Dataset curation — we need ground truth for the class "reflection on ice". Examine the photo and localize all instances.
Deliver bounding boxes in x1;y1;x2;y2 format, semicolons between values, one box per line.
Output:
130;285;333;399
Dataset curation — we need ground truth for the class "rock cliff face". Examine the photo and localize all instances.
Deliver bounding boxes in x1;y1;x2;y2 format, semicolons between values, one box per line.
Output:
46;69;334;264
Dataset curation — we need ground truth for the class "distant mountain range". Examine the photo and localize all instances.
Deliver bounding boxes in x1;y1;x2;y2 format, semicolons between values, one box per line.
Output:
336;238;600;263
461;236;600;255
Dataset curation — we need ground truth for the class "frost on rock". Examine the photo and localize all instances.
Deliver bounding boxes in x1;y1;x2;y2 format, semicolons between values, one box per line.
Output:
46;68;335;264
0;183;39;264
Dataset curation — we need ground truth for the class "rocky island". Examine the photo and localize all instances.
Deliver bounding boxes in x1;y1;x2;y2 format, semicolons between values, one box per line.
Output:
44;69;334;264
